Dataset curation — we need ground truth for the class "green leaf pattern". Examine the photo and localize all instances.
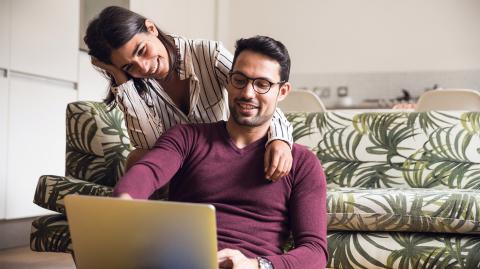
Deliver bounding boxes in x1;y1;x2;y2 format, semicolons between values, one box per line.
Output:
32;106;480;268
291;111;480;268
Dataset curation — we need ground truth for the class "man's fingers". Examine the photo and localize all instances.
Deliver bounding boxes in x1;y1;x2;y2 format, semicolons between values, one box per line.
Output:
218;249;233;269
218;248;240;260
218;249;242;269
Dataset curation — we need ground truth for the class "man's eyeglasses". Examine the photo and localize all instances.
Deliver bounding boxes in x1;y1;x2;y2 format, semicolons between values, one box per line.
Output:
228;72;285;94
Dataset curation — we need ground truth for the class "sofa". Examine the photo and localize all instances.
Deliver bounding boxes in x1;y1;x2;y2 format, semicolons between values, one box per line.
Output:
31;101;480;268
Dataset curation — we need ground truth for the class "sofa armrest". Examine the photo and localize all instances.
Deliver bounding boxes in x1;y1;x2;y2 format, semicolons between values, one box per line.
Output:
30;214;72;253
33;175;113;214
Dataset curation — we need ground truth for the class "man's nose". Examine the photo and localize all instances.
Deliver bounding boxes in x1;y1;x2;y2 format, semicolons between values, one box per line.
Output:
239;80;256;98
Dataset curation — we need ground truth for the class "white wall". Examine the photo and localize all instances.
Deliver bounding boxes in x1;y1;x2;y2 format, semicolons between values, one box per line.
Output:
78;51;110;102
222;0;480;106
130;0;216;40
225;0;480;74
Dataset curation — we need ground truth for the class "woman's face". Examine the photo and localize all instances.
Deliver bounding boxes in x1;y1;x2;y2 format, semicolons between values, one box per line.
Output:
110;20;170;80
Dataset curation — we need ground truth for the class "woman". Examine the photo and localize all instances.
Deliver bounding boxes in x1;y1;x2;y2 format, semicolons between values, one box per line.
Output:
84;6;293;181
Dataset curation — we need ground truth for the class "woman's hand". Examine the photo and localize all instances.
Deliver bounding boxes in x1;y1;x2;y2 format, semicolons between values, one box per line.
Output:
264;140;292;182
91;57;129;85
218;249;258;269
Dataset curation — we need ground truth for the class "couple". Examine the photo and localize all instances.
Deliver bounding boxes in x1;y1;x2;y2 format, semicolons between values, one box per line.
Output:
86;6;328;269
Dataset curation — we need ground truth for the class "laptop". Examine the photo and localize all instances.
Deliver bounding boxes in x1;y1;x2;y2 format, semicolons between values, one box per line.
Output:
64;195;218;269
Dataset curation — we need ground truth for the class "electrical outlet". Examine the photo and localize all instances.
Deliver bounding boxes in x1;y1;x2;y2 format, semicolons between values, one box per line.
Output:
337;86;348;97
314;86;331;98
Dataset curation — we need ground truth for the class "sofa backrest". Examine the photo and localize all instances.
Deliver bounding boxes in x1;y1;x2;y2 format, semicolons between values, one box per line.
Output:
65;101;132;187
286;111;480;189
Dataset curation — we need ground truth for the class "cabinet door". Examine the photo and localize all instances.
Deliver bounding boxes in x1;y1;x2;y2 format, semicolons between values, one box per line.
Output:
0;0;10;69
6;74;77;219
0;76;8;219
10;0;79;82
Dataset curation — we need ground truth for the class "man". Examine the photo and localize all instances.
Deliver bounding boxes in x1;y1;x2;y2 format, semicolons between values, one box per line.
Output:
114;36;328;269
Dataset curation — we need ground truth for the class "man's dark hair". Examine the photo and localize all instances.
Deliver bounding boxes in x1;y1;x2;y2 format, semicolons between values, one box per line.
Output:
232;36;291;82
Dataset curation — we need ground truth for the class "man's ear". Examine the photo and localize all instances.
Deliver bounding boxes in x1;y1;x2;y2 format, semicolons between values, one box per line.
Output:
144;20;159;36
277;82;292;102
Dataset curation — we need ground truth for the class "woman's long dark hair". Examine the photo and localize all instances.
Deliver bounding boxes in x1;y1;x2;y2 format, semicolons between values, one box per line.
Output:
84;6;178;106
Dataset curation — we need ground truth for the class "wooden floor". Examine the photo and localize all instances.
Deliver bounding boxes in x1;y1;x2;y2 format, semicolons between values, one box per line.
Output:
0;246;75;269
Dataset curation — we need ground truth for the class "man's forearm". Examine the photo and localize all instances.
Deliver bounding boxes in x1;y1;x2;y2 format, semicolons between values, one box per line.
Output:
113;162;160;199
265;243;328;269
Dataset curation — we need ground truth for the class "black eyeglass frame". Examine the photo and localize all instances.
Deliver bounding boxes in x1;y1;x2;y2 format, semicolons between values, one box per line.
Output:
228;71;286;94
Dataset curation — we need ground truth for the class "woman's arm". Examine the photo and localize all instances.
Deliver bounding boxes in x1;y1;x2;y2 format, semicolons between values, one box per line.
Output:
91;57;164;149
264;108;294;181
269;108;293;147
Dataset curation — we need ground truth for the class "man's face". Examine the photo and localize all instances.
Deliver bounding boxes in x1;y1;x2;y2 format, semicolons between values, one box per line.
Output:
227;50;289;128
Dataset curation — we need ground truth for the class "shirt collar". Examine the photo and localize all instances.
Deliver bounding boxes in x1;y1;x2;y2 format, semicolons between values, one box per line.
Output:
170;34;196;81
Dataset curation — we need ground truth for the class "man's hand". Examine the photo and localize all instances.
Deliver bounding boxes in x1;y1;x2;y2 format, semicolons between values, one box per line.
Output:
264;140;292;181
117;193;133;200
217;249;259;269
91;57;129;85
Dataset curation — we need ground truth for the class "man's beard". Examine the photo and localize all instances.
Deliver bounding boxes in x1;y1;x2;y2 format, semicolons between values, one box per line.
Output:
229;98;273;127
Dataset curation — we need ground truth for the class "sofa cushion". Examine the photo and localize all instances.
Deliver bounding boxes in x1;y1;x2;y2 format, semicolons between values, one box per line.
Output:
328;187;480;234
327;231;480;269
287;111;480;190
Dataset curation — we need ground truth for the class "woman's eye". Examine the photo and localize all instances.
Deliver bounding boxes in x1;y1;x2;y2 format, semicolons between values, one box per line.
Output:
137;46;145;56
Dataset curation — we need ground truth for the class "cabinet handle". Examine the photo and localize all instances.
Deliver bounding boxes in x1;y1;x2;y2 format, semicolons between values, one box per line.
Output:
9;70;77;90
0;68;7;78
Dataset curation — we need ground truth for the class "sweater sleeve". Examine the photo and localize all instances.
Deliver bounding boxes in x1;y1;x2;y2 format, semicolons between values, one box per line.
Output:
265;148;328;269
113;124;193;199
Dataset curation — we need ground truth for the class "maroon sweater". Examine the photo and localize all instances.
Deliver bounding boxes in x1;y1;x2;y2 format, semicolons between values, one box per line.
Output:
114;121;328;269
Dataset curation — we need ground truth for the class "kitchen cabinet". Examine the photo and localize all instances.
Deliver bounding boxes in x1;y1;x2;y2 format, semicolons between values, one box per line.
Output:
0;0;10;69
0;76;8;219
6;74;77;219
10;0;79;82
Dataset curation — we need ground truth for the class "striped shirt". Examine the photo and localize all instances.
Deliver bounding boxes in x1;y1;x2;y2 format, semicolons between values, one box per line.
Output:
113;35;293;149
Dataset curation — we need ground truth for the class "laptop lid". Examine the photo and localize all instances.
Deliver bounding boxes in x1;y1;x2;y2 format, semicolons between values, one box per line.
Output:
65;195;217;269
